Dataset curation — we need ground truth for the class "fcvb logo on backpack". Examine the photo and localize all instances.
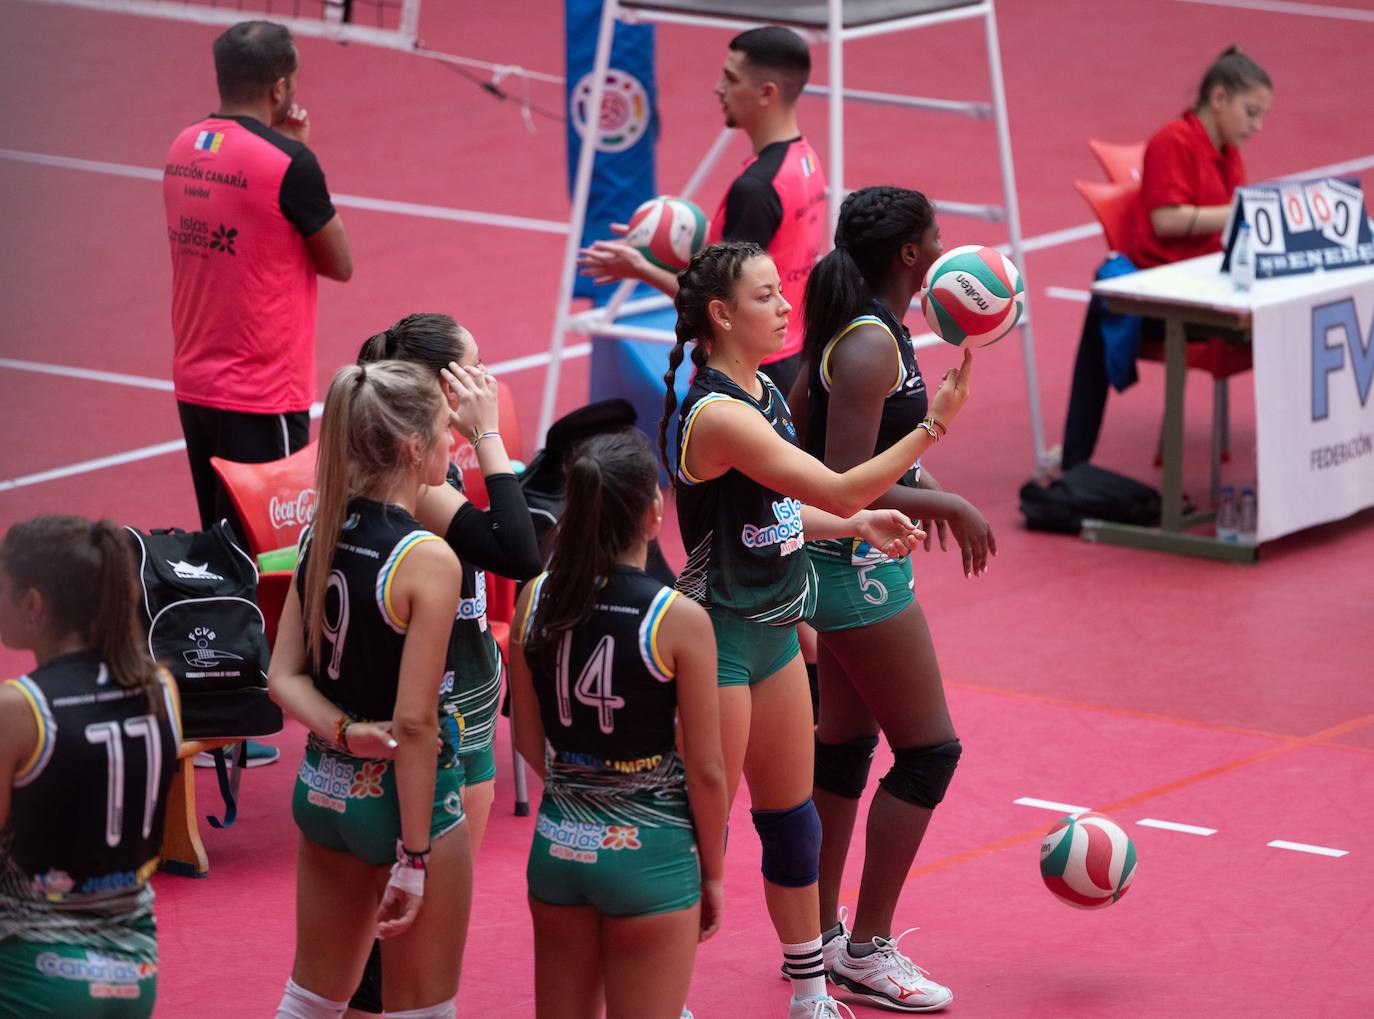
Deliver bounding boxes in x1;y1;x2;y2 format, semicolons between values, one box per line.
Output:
182;626;245;670
269;488;317;530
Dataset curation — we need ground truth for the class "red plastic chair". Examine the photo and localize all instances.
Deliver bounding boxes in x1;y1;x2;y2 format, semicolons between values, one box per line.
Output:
1088;138;1146;185
210;442;318;557
1074;177;1250;501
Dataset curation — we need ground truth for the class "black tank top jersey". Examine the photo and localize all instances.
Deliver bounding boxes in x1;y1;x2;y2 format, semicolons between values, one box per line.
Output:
519;566;680;765
296;499;450;750
3;652;180;911
803;299;929;463
674;366;817;626
438;465;502;752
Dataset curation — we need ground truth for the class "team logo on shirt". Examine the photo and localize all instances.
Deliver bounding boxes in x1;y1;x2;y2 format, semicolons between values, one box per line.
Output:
193;130;225;152
740;498;805;556
31;868;75;901
210;224;237;256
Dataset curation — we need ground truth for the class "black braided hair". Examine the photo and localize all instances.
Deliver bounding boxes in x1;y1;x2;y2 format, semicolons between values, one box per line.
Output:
800;186;936;373
658;240;765;484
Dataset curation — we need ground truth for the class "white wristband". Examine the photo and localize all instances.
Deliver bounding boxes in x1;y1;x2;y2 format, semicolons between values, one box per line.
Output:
387;861;426;897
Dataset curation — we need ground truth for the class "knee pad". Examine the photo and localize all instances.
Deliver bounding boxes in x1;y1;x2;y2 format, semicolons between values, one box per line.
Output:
879;740;962;809
751;799;822;888
814;734;879;799
276;979;347;1019
385;1004;456;1019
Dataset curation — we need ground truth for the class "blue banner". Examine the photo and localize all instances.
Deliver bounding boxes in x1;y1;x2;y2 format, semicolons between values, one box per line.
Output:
566;0;657;299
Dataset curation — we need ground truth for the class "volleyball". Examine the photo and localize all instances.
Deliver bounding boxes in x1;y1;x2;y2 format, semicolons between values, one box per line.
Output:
625;195;709;271
1039;811;1137;909
921;245;1025;348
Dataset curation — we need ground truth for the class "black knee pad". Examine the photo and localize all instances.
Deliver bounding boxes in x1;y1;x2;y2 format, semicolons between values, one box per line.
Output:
814;734;879;799
751;799;822;888
879;740;962;809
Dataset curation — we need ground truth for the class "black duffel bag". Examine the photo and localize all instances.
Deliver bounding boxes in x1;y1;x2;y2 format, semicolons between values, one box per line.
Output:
1019;463;1162;534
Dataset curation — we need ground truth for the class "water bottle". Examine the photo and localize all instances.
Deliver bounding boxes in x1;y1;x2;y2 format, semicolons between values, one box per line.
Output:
1215;485;1239;543
1232;222;1255;293
1238;487;1258;547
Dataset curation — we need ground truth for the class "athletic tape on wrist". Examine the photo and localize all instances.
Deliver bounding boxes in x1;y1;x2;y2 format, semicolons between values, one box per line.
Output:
387;862;426;897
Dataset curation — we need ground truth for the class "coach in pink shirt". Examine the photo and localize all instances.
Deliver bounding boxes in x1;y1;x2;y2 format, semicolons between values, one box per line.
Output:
163;20;352;541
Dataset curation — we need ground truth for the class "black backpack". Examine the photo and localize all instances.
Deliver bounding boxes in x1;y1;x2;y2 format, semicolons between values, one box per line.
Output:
1019;464;1162;534
124;522;282;741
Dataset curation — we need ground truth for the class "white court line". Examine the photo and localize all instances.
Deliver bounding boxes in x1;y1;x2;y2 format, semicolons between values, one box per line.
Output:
1137;818;1218;836
1014;797;1091;815
1174;0;1374;23
0;148;570;236
1044;286;1092;303
0;358;174;391
0;439;188;493
1267;840;1349;857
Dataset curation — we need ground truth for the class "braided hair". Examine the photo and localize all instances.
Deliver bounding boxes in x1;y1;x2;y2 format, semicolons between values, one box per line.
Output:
800;186;936;372
657;240;766;484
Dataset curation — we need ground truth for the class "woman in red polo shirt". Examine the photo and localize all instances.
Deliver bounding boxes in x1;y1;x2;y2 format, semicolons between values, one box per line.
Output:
1060;47;1273;469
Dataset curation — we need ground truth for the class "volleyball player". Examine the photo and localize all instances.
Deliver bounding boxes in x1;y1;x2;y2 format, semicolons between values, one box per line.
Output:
659;241;972;1018
508;430;727;1019
269;361;474;1019
792;186;996;1012
0;515;181;1018
344;314;542;1018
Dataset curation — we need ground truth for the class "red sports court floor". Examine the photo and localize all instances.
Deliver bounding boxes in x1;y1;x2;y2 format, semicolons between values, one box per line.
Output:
2;1;1373;1015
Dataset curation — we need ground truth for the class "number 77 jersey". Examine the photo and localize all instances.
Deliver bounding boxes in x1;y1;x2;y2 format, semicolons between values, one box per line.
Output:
2;651;180;921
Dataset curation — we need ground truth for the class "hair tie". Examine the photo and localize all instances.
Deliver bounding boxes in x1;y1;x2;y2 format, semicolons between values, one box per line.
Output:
356;364;368;386
383;327;398;355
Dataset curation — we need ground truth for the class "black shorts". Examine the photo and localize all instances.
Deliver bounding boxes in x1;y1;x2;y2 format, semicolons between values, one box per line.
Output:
177;401;310;543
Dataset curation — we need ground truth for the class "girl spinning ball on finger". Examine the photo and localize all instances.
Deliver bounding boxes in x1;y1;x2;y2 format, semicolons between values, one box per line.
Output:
660;240;971;1019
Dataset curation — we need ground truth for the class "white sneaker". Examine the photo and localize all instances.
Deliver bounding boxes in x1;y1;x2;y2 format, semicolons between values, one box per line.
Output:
779;906;851;981
788;995;856;1019
829;928;952;1013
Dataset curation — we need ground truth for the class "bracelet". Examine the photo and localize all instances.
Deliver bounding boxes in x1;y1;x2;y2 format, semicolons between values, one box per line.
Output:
334;715;353;753
397;840;431;863
918;416;946;442
471;430;501;449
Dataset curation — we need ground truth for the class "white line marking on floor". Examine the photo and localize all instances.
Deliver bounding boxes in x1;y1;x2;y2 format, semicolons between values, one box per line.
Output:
1267;840;1349;857
0;148;570;235
1137;818;1218;836
1014;797;1090;815
1044;286;1092;303
0;358;174;391
1174;0;1374;24
0;439;187;492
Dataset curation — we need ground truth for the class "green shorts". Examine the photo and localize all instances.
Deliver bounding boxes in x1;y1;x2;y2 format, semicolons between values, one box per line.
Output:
806;551;914;633
456;744;496;786
0;931;156;1018
709;607;800;687
527;806;700;917
292;741;465;867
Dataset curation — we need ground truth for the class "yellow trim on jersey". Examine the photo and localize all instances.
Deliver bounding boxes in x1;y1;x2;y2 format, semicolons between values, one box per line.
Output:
641;588;680;682
819;315;905;396
379;532;445;633
515;572;549;645
677;392;748;486
6;677;49;784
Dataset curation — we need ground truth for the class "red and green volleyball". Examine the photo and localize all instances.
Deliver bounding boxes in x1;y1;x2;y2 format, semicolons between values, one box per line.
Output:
625;195;709;271
1039;811;1137;909
920;244;1025;348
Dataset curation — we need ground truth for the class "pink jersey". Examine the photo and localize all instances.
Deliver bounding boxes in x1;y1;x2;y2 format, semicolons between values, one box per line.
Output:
709;136;827;363
163;115;336;413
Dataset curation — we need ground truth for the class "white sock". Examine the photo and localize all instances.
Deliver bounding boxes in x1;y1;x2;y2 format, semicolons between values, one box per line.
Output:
781;936;827;1000
276;979;347;1019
